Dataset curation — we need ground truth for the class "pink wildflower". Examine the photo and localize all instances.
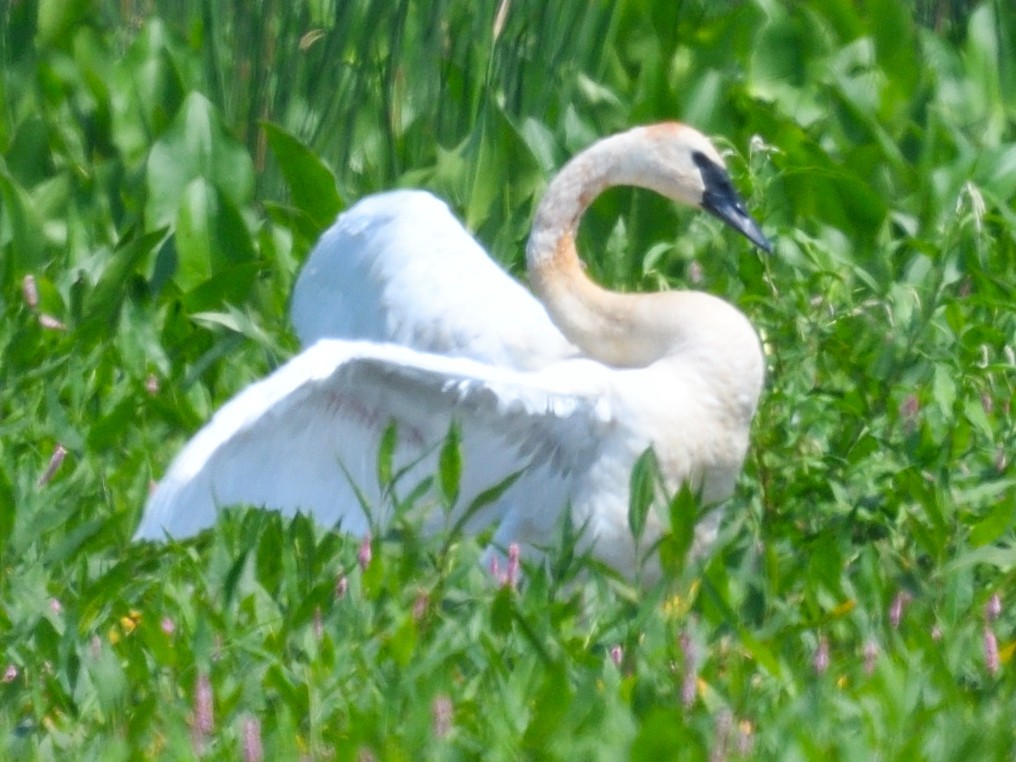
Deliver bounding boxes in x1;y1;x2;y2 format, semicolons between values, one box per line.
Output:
242;714;263;762
863;640;878;676
412;590;429;621
898;394;920;421
679;631;697;708
986;594;1001;623
192;672;214;754
358;534;372;572
22;274;39;309
432;695;453;739
813;635;830;675
490;543;522;588
37;444;67;487
711;710;733;762
984;627;1000;676
38;313;65;330
506;543;521;588
889;591;911;630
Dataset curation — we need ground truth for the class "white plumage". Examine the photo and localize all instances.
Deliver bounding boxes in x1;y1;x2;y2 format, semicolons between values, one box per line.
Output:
136;122;772;581
290;190;577;370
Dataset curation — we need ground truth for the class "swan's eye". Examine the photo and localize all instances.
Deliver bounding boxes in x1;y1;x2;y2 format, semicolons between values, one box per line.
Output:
691;151;735;198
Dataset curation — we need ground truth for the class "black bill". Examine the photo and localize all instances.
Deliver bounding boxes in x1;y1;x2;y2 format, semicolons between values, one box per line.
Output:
693;151;773;253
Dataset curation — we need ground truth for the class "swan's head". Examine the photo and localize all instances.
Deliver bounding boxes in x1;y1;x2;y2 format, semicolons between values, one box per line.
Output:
630;123;772;253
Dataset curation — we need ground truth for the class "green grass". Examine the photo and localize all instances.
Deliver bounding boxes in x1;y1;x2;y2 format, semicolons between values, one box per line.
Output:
2;0;1015;759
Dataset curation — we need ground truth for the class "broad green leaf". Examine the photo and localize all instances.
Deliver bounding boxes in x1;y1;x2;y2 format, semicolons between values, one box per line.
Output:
945;543;1016;572
932;364;957;416
264;122;342;228
968;501;1016;548
145;92;255;232
0;169;47;274
173;177;258;309
490;585;514;634
115;23;185;156
465;104;543;231
36;0;92;48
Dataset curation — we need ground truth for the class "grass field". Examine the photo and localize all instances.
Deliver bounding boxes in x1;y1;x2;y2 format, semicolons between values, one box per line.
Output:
2;1;1015;759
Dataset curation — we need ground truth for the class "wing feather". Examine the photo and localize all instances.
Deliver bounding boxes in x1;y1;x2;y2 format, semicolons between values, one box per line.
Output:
290;191;577;368
136;341;612;547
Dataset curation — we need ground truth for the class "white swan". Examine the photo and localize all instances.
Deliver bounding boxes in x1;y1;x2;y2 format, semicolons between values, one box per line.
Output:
135;122;771;581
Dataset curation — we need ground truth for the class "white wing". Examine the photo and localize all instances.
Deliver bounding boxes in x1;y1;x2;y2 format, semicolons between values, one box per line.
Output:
136;340;629;563
290;191;577;369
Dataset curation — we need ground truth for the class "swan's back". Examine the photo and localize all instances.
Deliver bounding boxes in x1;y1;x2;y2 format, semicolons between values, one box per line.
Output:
290;190;576;369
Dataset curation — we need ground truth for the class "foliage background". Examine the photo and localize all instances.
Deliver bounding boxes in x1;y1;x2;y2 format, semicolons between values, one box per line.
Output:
1;0;1014;758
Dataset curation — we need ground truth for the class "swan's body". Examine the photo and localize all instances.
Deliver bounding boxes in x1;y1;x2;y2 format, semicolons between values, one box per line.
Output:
136;122;771;581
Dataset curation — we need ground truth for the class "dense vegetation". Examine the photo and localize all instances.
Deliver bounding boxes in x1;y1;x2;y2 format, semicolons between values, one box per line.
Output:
2;0;1014;758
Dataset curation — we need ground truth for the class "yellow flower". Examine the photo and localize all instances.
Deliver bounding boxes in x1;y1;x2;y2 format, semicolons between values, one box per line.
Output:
108;610;142;644
830;599;856;617
661;579;701;619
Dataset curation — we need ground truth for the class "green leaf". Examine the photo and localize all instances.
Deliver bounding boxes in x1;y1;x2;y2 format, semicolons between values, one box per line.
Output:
119;22;185;149
77;228;166;343
932;365;957;416
36;0;93;48
189;307;282;354
145;92;255;232
968;501;1016;548
263;122;342;228
377;422;397;490
438;423;462;509
0;169;47;275
490;585;514;634
459;470;522;520
361;541;385;599
627;448;659;543
522;663;572;752
465;104;543;230
173;178;258;310
384;616;418;668
444;469;525;553
658;482;699;577
630;707;696;760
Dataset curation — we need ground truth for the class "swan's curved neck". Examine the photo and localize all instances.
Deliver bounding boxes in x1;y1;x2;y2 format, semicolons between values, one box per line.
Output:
526;127;701;368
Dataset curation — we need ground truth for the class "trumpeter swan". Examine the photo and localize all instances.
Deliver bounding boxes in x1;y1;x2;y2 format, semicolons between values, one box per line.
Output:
135;122;771;581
